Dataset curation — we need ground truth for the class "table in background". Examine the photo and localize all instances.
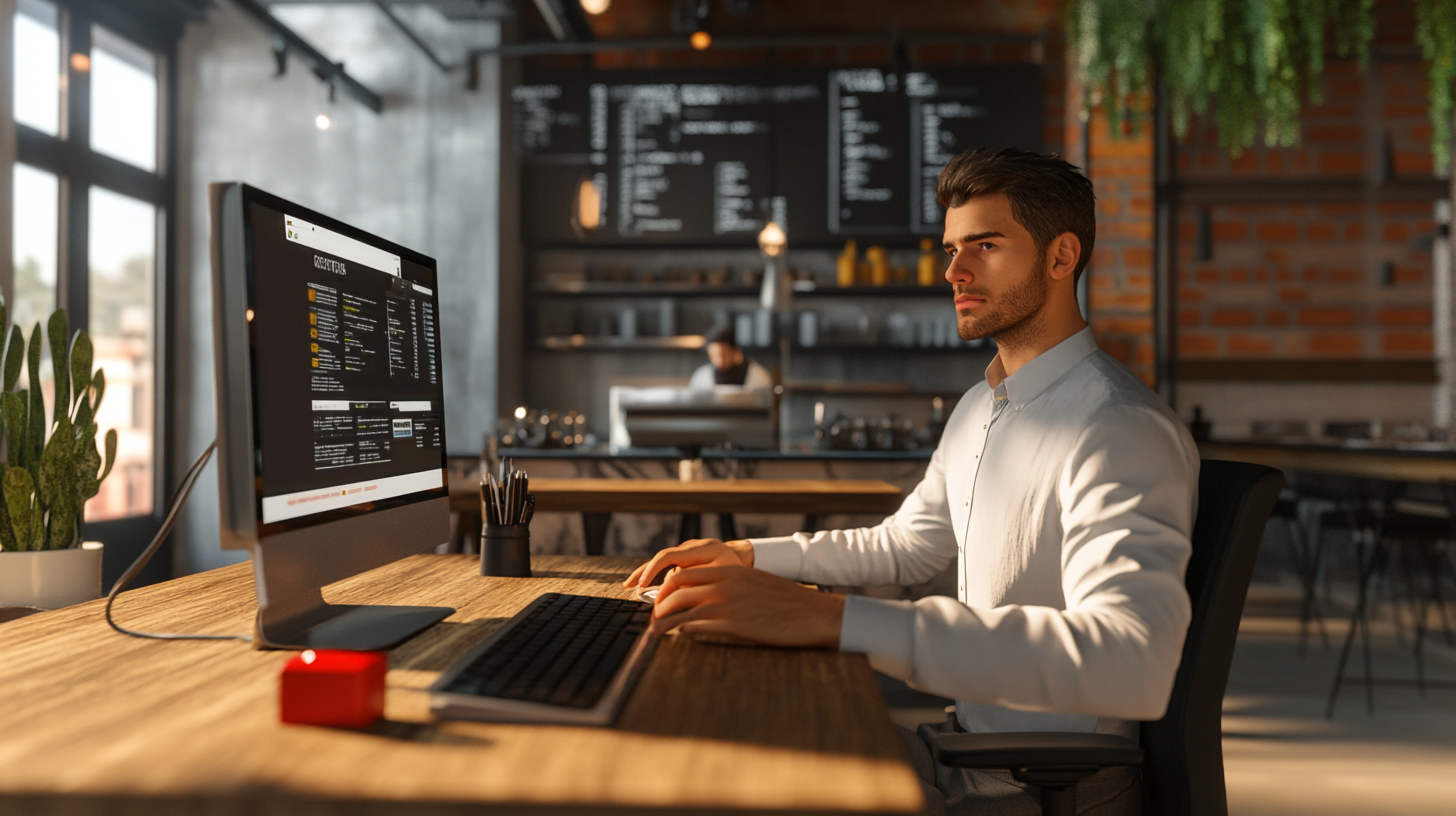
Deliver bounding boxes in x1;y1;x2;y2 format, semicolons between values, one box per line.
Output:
1199;440;1456;484
0;554;921;815
448;477;906;554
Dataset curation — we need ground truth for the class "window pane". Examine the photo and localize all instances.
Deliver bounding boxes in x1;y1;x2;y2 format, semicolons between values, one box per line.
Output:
90;25;157;172
88;187;156;520
14;0;60;135
12;163;59;337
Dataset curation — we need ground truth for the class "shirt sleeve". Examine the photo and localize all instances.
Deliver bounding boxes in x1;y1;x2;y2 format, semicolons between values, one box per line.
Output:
750;439;960;587
837;404;1196;722
688;365;714;389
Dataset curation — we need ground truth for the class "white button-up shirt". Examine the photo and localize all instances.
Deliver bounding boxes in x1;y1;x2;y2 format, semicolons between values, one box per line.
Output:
751;328;1199;737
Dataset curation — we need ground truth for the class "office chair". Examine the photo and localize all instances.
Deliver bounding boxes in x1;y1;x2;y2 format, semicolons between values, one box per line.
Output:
931;460;1284;816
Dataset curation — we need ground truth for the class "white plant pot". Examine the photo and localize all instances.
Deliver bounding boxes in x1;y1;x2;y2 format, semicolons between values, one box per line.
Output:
0;542;104;610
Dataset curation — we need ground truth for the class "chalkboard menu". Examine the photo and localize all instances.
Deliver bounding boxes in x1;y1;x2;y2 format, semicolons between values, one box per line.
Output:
516;65;1042;246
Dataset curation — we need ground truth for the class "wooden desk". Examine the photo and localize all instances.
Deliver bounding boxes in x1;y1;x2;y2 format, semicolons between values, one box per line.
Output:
0;555;920;815
448;477;906;554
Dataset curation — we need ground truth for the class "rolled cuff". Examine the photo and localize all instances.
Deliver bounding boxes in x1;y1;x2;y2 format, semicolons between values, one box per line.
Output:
838;595;916;681
748;537;803;578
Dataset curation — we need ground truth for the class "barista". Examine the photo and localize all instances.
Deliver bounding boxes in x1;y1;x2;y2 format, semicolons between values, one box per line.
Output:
689;325;773;389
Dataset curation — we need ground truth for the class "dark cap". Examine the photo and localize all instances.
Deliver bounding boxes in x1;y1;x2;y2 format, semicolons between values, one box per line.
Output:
704;324;738;347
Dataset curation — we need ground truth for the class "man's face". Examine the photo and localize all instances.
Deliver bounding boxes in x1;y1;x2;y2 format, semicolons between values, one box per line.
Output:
942;193;1048;341
707;342;743;370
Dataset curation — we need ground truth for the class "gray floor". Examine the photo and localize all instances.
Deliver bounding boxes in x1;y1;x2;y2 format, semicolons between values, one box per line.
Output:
884;582;1456;815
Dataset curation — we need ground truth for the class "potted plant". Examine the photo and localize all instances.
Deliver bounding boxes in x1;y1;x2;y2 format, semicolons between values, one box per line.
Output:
0;303;118;611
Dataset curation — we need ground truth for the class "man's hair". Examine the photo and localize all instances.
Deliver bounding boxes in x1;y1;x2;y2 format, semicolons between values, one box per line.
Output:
936;147;1096;284
704;324;738;347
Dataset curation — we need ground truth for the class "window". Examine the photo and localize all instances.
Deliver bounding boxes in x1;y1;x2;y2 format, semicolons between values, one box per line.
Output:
12;0;179;531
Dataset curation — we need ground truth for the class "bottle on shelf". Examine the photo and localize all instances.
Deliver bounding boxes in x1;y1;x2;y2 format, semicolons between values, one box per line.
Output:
866;245;889;287
918;237;941;286
837;240;858;287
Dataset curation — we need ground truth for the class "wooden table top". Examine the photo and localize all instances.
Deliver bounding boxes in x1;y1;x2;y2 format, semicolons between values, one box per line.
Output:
0;554;921;815
1200;440;1456;483
450;476;906;515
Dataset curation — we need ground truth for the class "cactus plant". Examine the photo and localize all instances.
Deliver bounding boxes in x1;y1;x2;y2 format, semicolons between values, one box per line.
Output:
0;299;116;552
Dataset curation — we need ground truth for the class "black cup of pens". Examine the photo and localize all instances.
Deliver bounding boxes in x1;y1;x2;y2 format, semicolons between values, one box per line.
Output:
481;463;534;578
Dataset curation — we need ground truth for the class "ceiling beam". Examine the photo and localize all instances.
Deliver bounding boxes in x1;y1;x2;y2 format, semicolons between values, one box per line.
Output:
229;0;384;113
470;31;1042;59
529;0;594;43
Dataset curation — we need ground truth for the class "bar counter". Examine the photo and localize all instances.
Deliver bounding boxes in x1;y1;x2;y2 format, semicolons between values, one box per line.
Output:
1199;438;1456;484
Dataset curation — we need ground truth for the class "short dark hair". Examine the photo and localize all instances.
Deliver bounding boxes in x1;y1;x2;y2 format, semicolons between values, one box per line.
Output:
704;324;738;347
936;148;1096;283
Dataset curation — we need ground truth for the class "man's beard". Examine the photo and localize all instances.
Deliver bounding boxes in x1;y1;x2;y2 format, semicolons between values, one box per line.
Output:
954;256;1048;345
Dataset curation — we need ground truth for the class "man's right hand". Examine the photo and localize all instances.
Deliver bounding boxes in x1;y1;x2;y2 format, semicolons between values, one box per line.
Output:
623;538;755;589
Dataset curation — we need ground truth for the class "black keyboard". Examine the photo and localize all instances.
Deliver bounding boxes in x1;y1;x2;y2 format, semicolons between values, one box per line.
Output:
435;593;654;711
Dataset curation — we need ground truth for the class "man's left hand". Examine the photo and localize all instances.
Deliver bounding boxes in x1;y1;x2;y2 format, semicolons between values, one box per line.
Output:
650;566;845;648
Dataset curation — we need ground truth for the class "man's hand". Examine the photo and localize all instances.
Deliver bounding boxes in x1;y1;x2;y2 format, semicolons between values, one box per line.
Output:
650;566;845;648
623;538;755;589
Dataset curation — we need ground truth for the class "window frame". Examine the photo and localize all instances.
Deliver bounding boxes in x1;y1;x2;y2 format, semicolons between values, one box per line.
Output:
13;0;184;585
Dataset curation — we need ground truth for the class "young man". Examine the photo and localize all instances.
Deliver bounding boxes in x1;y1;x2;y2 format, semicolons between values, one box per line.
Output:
625;148;1198;816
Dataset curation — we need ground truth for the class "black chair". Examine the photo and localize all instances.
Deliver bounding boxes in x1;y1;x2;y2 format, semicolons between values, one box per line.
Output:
931;460;1284;816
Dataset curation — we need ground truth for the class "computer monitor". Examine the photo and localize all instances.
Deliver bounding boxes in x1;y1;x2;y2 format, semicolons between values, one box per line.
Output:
210;183;454;650
608;386;776;452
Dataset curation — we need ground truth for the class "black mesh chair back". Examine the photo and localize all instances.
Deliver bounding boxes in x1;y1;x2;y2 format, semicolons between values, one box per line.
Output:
1140;460;1284;816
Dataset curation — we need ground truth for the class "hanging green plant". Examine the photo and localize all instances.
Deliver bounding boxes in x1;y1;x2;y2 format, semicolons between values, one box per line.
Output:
1416;0;1456;172
1068;0;1456;173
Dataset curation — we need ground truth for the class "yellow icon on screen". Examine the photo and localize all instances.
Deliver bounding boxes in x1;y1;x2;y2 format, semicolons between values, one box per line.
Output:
311;358;319;368
309;312;316;325
310;328;317;339
310;343;319;353
308;290;316;301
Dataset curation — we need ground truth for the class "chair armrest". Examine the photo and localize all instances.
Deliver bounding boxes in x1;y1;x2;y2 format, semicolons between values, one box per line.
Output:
931;732;1144;770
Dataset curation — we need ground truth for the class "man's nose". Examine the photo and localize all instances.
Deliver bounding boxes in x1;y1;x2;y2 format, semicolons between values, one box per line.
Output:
944;255;971;284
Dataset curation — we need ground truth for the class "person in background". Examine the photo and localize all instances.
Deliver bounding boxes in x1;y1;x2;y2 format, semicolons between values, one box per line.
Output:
689;324;774;389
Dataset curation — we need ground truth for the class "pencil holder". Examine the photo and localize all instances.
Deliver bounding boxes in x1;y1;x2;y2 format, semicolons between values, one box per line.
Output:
481;523;531;577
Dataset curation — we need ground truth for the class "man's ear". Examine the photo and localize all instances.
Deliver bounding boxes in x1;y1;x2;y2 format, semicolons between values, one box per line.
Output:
1047;232;1081;283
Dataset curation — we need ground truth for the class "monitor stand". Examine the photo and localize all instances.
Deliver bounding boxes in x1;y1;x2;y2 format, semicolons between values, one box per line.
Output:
248;499;455;651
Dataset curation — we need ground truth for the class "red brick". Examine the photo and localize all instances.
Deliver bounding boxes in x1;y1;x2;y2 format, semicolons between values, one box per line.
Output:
1228;334;1275;355
1255;268;1269;282
1278;287;1308;301
1230;152;1259;173
1309;333;1363;355
1383;223;1411;242
1275;268;1294;282
1319;203;1364;215
1213;221;1249;241
1125;274;1152;288
1178;288;1207;302
1266;310;1289;326
1306;125;1363;143
1179;333;1218;355
1329;268;1362;283
1306;223;1336;241
1298;308;1357;327
1318;152;1365;174
1178;222;1196;241
1211;309;1258;327
1256;222;1299;242
1345;223;1367;241
1101;222;1154;239
1378;308;1432;326
1392;267;1424;284
1394;150;1435;174
1382;331;1434;353
1099;198;1123;217
1263;248;1291;264
1091;248;1117;268
1128;198;1153;217
1179;309;1201;327
1123;247;1154;268
1378;201;1433;215
1381;103;1426;117
1089;292;1154;310
1302;267;1321;282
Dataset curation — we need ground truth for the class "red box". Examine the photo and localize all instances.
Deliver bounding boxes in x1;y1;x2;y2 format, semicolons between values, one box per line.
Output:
279;649;387;728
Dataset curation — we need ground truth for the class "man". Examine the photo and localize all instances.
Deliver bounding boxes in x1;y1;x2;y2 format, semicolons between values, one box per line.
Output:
625;148;1198;816
688;324;774;389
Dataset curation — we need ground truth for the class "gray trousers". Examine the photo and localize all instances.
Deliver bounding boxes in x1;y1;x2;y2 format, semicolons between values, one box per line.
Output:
897;715;1141;816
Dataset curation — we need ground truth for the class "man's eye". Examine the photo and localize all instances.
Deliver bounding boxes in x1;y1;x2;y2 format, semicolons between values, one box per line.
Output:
979;242;996;251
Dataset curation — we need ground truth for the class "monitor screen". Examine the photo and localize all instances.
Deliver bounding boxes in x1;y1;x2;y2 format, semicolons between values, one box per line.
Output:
242;198;447;532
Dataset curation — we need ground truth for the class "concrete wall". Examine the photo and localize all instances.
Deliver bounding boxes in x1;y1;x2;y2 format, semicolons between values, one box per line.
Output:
171;4;502;573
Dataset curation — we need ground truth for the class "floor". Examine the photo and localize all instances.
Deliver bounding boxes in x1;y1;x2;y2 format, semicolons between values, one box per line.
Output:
882;583;1456;815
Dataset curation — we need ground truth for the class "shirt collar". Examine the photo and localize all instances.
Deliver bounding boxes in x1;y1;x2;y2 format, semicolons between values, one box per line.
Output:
983;327;1099;410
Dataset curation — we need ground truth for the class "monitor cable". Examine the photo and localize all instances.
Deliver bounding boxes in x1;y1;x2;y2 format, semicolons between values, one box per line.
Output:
104;440;250;642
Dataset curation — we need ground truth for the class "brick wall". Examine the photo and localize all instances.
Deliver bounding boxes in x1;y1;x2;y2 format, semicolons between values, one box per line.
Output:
1173;1;1441;366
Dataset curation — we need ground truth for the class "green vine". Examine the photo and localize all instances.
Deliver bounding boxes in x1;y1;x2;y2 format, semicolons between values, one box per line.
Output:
1068;0;1456;172
1416;0;1456;173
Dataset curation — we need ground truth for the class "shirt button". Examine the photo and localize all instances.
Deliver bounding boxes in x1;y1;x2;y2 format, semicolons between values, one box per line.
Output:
983;424;987;429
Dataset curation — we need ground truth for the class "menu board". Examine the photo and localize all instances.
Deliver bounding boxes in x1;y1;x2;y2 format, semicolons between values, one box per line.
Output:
517;65;1041;246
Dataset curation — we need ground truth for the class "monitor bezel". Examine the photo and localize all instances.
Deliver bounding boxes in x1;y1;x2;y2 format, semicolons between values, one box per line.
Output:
232;184;450;541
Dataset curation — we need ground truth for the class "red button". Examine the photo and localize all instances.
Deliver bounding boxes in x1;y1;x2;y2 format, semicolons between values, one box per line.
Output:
279;649;387;728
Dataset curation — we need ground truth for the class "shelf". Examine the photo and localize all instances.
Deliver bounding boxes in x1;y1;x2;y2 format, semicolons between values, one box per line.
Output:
535;335;989;353
532;283;954;298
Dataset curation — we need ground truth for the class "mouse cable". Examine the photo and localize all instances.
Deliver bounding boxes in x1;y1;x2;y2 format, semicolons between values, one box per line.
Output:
104;440;249;642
